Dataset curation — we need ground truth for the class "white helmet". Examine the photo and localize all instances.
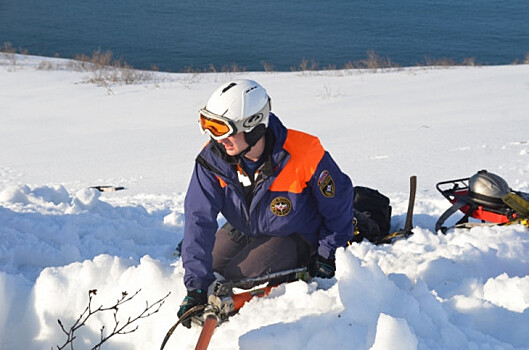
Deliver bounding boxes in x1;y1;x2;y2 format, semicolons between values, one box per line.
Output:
199;79;271;141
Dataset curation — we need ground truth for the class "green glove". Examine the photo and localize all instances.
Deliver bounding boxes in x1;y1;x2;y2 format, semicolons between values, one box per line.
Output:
311;255;336;278
177;289;207;328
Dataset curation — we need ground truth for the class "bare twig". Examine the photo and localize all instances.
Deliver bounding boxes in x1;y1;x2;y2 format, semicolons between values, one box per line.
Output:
56;289;170;350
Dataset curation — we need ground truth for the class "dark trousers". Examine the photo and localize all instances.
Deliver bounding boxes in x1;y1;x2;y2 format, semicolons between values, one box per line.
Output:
212;223;314;285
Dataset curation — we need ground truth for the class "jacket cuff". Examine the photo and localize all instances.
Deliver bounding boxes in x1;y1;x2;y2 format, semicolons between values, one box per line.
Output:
317;244;334;260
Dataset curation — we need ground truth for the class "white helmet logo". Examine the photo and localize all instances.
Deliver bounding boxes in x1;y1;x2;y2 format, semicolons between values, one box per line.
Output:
243;113;264;128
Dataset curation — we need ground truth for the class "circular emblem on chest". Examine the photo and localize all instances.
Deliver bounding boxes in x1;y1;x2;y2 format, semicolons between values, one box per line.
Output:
270;197;292;217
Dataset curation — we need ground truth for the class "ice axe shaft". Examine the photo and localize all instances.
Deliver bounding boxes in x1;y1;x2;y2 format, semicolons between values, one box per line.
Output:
405;175;417;233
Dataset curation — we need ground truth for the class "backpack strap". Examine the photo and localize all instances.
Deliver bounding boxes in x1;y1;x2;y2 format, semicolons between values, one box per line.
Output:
435;199;476;234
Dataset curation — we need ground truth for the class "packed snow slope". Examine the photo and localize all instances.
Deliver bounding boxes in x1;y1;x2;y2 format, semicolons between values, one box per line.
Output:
1;55;529;350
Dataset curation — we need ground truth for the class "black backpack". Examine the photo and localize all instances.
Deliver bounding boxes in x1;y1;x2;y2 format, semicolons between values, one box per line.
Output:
350;186;392;244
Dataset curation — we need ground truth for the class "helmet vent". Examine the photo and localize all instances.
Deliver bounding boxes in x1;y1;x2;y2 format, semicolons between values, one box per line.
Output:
221;82;237;94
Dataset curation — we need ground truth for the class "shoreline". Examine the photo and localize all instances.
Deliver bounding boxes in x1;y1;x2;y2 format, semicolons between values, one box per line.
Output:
2;43;529;74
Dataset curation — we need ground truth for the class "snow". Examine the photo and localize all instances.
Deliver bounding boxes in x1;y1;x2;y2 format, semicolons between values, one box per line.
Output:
1;54;529;349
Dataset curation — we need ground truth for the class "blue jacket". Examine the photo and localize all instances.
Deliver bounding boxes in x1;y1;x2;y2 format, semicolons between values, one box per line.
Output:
182;114;354;290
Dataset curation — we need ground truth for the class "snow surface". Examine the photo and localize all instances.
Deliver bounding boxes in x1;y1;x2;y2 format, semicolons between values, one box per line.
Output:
1;55;529;349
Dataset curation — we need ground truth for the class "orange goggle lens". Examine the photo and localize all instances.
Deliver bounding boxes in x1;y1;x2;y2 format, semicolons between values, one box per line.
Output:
199;114;232;137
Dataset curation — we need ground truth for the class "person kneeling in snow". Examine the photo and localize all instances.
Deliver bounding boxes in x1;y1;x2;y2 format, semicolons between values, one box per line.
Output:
178;79;354;327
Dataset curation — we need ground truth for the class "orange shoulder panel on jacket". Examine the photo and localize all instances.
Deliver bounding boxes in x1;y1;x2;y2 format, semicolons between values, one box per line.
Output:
269;129;325;193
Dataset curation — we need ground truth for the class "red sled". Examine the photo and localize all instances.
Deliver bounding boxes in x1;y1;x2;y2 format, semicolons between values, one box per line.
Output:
435;177;518;233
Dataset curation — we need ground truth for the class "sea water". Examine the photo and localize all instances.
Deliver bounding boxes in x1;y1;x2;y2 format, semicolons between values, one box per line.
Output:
1;0;528;72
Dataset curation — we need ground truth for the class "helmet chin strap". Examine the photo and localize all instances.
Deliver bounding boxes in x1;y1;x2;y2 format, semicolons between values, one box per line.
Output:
213;124;267;160
239;125;267;159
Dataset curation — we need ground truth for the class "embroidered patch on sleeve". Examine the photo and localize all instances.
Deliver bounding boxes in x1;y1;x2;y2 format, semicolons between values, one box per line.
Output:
317;170;335;198
270;197;292;216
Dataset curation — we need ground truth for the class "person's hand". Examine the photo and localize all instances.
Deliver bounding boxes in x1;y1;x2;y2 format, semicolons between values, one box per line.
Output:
311;255;336;278
177;289;207;328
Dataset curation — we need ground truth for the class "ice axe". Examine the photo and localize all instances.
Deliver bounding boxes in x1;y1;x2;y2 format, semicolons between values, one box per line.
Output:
160;267;310;350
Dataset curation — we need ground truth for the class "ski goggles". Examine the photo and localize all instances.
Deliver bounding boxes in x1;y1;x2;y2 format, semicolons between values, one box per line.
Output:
198;99;270;140
199;109;239;140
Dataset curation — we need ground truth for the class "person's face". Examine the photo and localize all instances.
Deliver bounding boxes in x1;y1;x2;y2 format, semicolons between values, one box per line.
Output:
217;132;249;156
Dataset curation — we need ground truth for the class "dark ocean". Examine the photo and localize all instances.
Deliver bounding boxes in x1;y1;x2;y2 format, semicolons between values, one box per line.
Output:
1;0;528;72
